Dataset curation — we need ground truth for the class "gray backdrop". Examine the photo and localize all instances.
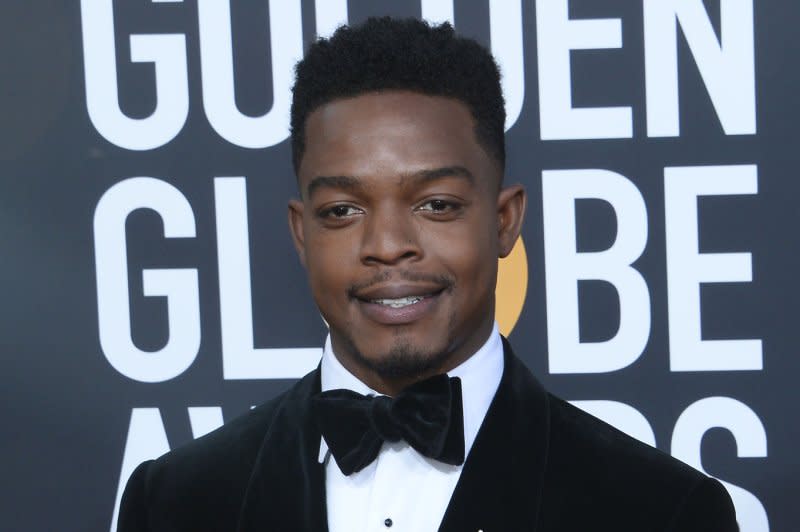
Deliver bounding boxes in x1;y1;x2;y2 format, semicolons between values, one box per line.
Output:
1;1;796;530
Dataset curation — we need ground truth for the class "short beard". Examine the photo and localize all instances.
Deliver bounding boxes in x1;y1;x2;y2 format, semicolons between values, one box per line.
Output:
348;337;453;381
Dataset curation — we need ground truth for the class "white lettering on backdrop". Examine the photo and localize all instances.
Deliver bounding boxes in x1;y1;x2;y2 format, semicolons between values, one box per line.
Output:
644;0;756;136
80;0;756;145
94;177;200;383
542;169;650;373
215;177;321;379
535;0;632;139
80;0;188;150
665;165;762;371
81;0;526;148
197;0;303;148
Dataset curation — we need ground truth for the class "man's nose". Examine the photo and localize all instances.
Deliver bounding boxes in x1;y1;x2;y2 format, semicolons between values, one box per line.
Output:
359;206;423;266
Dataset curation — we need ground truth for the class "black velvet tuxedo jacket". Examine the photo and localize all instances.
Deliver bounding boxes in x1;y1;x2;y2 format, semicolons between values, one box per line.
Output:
119;340;738;531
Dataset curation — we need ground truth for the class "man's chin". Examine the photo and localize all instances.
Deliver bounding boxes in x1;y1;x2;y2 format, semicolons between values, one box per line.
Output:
350;339;451;381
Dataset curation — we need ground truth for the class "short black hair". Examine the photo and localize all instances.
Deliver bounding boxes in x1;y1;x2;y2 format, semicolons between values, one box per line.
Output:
290;17;505;173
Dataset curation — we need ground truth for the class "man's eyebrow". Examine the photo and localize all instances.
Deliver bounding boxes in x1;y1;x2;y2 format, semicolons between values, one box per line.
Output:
306;166;475;198
403;166;476;186
306;175;361;198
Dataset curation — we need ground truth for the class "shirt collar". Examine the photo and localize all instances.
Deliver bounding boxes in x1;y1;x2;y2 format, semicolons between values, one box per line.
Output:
318;323;505;464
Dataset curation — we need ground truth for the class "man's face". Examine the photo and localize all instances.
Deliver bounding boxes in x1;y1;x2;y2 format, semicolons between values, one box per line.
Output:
289;91;524;391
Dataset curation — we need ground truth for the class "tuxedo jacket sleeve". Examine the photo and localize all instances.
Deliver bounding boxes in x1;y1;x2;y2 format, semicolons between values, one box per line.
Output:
118;341;738;532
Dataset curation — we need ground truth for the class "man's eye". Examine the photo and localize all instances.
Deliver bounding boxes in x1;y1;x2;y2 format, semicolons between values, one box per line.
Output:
321;205;361;218
417;199;457;213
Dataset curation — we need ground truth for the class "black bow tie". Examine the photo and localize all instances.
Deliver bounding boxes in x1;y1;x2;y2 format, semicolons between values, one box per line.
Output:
311;374;465;475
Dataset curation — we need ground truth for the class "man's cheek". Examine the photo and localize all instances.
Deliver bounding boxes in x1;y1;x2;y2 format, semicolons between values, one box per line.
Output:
445;248;489;278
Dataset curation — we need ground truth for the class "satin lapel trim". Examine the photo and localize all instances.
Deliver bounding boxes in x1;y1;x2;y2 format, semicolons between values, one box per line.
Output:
438;338;550;532
236;369;328;532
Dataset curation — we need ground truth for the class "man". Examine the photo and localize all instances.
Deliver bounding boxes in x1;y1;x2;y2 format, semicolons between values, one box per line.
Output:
118;17;738;531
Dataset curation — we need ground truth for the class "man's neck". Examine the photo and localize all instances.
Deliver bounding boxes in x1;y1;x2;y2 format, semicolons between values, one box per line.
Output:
327;321;496;396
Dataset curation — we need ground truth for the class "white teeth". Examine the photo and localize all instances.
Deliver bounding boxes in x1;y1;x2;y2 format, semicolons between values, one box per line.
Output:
372;296;423;308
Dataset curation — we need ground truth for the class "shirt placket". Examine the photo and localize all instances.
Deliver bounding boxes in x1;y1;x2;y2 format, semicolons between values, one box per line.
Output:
363;443;405;531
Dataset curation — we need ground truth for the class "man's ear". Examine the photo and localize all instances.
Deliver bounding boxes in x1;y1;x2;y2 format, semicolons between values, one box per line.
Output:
496;184;527;258
287;199;307;268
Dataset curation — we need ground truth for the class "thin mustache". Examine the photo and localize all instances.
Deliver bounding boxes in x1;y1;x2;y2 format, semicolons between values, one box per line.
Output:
347;270;455;298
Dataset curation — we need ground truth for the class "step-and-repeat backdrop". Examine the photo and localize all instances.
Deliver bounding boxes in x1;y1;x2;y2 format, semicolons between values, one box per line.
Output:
1;1;796;530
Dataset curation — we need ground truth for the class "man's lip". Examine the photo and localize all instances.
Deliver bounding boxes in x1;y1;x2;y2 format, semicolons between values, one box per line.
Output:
356;290;443;325
351;283;446;301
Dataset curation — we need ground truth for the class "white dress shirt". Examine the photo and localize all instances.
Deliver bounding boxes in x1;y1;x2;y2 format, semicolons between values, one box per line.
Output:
318;323;505;532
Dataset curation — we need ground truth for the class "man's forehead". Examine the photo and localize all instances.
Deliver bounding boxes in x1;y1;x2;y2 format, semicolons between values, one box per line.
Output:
296;90;503;193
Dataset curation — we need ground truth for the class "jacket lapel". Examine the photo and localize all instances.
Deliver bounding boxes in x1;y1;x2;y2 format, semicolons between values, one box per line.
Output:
236;369;328;532
438;338;551;532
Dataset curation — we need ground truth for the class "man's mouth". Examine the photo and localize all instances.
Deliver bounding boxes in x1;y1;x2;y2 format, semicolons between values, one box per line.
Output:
349;281;450;325
369;295;429;308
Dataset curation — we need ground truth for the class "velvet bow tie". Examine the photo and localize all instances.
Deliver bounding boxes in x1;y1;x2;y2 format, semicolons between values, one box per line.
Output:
311;374;465;475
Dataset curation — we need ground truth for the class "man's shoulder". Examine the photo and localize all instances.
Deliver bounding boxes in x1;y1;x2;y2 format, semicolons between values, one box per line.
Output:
546;393;698;480
540;393;736;530
150;367;318;473
117;373;317;531
152;391;284;476
504;349;707;487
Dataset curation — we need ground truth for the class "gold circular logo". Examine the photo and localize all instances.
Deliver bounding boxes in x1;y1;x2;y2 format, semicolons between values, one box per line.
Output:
495;236;528;336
